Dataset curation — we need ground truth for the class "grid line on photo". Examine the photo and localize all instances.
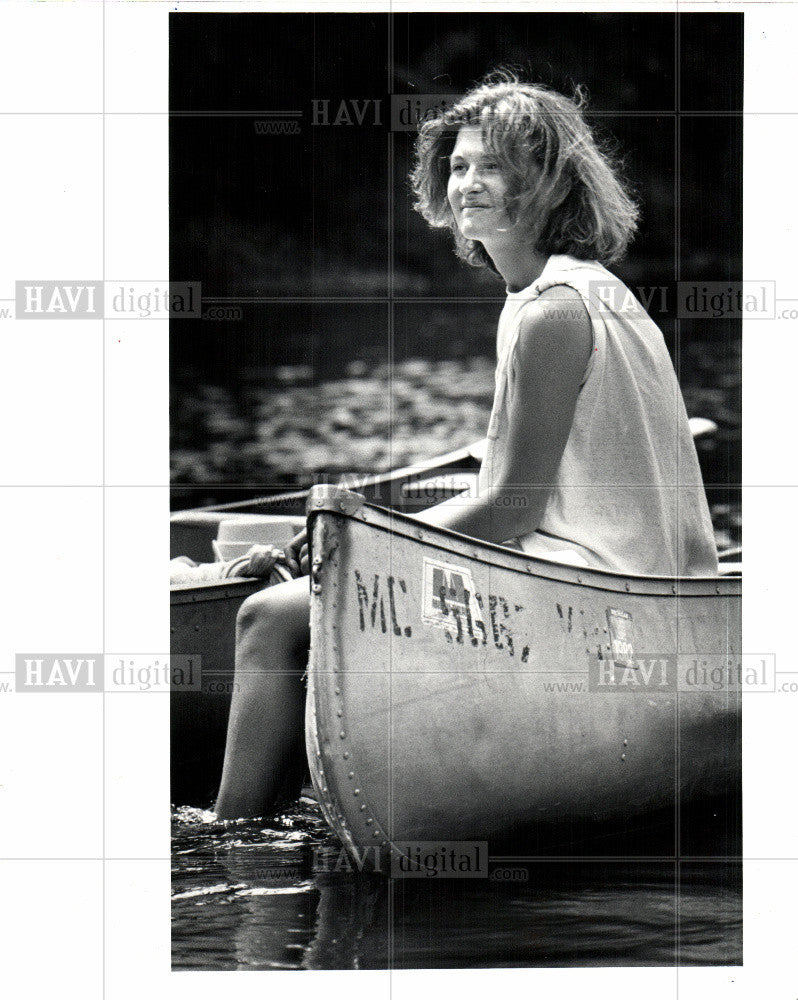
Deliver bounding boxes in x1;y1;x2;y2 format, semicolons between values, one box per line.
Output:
674;13;682;976
16;852;790;860
0;109;777;115
387;10;397;982
102;2;107;996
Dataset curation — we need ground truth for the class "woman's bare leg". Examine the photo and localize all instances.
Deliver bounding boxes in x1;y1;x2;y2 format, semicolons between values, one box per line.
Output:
214;575;310;819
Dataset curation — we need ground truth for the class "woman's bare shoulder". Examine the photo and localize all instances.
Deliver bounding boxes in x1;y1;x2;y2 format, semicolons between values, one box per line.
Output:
514;284;591;366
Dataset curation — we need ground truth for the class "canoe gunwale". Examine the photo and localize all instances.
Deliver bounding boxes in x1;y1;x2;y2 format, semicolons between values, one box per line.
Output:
170;578;267;604
306;485;741;600
171;440;484;516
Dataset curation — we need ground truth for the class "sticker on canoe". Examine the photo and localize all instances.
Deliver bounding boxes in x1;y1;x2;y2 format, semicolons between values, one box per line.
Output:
422;557;487;638
606;608;635;667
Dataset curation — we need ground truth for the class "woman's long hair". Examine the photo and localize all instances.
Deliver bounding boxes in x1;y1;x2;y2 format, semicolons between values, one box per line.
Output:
411;72;640;271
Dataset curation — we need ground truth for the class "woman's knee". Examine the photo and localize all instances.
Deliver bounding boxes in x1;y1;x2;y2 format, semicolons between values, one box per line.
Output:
236;588;279;642
235;577;310;644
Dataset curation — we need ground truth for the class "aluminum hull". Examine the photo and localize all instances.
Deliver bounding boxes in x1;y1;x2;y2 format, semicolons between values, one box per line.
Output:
304;487;741;862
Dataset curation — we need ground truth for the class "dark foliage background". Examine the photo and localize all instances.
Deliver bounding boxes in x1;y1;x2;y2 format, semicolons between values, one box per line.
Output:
170;12;741;547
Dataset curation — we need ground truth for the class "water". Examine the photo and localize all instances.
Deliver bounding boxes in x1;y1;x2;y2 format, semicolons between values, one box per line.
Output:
172;799;741;970
170;348;742;535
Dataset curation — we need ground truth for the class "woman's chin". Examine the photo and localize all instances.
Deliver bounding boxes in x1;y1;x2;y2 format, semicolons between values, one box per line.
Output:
458;221;488;241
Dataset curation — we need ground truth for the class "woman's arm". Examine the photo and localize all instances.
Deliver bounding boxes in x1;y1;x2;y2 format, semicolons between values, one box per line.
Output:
415;285;592;543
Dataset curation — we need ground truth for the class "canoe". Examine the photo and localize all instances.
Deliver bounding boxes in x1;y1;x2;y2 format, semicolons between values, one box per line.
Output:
303;485;741;867
170;420;729;808
171;577;264;804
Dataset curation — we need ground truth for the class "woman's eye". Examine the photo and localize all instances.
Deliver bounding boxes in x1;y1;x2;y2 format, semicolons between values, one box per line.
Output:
450;163;466;174
482;161;499;171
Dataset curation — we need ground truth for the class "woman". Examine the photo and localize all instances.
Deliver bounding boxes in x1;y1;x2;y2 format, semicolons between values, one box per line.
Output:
214;75;717;819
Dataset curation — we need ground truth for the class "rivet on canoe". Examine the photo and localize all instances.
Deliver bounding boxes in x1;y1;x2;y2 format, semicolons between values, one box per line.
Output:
353;789;360;796
360;804;366;811
348;772;354;779
336;709;343;717
366;818;373;825
343;751;349;759
372;831;379;838
623;739;628;747
339;731;346;739
620;754;626;761
334;688;340;695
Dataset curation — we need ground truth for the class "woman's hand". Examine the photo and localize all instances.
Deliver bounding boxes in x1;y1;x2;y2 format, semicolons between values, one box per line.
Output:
283;527;309;577
243;543;282;577
228;543;284;579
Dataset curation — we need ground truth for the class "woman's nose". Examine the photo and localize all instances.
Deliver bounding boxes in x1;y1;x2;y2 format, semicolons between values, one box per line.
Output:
459;166;483;191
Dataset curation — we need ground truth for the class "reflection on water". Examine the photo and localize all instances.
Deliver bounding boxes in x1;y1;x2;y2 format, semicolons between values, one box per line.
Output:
172;799;741;970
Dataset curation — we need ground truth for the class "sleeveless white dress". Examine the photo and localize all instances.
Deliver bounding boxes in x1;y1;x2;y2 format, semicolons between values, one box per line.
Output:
478;254;718;577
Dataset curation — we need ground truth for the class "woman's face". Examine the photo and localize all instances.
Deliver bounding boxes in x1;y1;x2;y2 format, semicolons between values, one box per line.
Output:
447;125;513;243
